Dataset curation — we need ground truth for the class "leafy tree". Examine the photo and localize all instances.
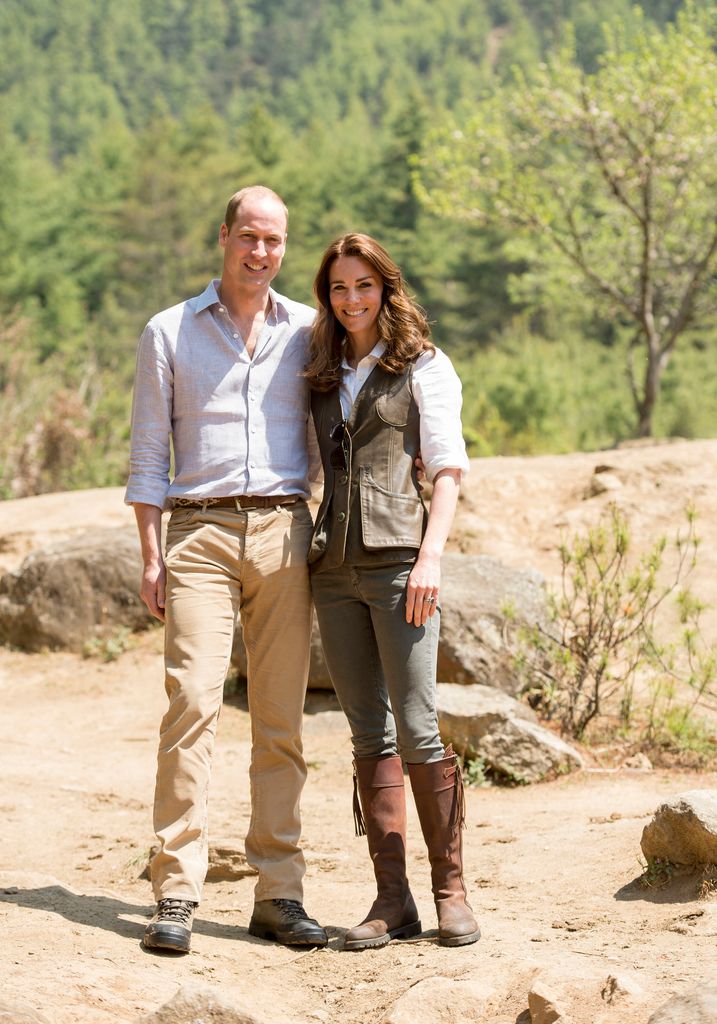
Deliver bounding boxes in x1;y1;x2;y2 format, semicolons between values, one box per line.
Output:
417;5;717;437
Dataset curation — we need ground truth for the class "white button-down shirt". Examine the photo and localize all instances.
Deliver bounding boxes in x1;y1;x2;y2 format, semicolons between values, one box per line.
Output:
125;280;316;509
339;342;469;482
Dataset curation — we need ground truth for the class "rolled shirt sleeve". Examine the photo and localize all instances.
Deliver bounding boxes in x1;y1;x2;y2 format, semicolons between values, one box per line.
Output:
412;347;470;483
124;322;174;509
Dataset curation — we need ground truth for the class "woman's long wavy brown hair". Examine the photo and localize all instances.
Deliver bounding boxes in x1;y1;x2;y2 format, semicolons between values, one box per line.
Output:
304;233;434;391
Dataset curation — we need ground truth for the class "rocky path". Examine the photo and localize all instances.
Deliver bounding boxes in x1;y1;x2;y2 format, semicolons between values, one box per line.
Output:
3;440;717;1022
1;631;714;1023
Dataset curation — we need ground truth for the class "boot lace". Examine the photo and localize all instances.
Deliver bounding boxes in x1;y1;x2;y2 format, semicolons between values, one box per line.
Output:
156;898;196;925
271;899;309;921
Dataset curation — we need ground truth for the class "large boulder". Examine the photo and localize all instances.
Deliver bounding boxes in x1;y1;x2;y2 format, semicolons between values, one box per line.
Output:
641;791;717;866
648;984;717;1024
1;528;547;702
437;683;583;783
0;528;153;652
231;553;548;692
438;553;547;694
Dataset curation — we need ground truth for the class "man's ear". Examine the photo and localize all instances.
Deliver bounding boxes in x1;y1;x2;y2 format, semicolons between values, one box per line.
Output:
218;223;228;247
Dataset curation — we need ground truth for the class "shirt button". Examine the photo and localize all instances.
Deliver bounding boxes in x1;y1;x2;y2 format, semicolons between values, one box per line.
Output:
337;512;346;522
219;306;225;313
339;474;348;485
233;333;239;339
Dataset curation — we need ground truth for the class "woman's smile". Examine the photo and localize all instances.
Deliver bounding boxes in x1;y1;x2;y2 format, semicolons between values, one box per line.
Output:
328;255;383;352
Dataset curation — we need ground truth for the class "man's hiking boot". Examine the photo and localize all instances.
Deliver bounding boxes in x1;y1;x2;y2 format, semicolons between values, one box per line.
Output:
249;899;328;947
143;898;197;953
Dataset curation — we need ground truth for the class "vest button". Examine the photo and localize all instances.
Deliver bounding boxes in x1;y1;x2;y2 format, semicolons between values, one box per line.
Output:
339;474;348;484
337;512;346;522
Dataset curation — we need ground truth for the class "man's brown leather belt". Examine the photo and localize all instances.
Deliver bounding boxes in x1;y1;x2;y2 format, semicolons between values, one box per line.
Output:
174;495;302;510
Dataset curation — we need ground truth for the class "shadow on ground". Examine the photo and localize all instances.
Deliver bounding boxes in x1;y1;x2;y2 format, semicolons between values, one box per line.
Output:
614;867;703;905
0;885;344;949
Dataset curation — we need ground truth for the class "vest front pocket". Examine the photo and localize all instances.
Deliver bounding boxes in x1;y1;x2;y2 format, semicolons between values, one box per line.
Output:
358;467;424;549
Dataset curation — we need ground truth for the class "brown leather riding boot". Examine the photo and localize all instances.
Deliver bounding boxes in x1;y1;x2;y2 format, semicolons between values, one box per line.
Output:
344;754;422;951
407;746;481;947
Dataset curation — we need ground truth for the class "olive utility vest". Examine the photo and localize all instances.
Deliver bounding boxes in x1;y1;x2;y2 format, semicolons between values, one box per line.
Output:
309;362;427;571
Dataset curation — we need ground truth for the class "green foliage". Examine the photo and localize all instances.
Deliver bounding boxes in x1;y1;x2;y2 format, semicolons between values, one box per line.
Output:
462;755;488;787
1;0;717;495
82;627;133;662
639;855;675;888
417;3;717;437
515;504;717;757
455;325;635;455
648;702;717;759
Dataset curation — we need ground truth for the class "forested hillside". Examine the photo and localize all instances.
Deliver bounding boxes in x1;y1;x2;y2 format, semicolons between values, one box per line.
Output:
1;0;713;497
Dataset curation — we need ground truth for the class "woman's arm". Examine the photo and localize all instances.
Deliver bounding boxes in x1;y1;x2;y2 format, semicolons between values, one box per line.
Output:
405;467;461;627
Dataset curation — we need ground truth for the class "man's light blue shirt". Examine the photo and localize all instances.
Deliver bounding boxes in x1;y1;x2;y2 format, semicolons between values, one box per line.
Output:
125;279;316;510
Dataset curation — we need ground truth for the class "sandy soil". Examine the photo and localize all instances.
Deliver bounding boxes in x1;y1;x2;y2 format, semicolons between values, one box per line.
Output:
2;439;717;1023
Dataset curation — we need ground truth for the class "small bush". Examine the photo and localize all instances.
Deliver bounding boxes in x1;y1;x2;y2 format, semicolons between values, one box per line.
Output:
83;627;133;662
514;505;717;758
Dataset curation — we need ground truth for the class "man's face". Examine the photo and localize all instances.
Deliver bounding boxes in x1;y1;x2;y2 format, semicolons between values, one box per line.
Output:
219;196;287;291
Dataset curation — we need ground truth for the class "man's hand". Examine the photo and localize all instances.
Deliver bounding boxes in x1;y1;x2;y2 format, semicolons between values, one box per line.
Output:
414;456;426;491
140;559;166;622
133;502;166;622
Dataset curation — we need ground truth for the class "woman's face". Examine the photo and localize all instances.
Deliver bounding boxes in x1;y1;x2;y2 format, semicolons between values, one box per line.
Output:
328;255;384;346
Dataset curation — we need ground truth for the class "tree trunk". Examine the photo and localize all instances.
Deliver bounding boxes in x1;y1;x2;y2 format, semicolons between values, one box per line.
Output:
635;337;669;438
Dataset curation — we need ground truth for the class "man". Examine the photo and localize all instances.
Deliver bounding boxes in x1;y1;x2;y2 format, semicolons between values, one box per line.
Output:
125;185;327;953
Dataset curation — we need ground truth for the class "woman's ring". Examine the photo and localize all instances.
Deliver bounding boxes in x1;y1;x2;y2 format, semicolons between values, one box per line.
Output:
426;595;436;604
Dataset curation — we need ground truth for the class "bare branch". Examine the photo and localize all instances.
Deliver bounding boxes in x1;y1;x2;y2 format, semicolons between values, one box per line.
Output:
662;222;717;355
579;84;645;225
542;210;638;320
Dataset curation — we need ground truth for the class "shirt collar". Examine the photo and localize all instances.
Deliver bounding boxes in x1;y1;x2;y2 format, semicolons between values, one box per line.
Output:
341;339;386;370
193;280;289;324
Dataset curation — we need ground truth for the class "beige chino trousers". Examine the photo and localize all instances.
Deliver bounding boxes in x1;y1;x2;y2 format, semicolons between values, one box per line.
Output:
151;501;314;905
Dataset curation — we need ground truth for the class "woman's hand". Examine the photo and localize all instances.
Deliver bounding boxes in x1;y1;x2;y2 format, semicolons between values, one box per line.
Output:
406;553;441;627
405;468;461;628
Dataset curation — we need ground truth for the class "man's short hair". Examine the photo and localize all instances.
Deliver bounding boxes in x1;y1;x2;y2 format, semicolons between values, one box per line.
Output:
224;186;289;233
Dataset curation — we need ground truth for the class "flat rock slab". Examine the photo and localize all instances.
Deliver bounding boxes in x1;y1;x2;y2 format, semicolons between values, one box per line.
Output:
437;683;583;783
528;979;572;1024
641;790;717;865
648;984;717;1024
140;984;273;1024
0;1003;52;1024
601;972;646;1004
437;681;537;723
382;977;494;1024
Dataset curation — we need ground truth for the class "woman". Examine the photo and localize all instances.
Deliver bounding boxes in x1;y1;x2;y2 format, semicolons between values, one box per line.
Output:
304;233;479;950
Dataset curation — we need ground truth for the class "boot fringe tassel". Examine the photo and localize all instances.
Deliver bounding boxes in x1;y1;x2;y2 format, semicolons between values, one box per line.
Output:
450;752;467;833
353;767;366;837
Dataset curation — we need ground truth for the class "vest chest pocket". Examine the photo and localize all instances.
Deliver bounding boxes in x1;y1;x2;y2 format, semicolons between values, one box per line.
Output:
359;467;424;549
375;377;412;427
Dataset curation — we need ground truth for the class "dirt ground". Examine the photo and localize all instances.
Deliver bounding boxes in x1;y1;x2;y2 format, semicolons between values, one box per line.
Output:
2;438;717;1023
